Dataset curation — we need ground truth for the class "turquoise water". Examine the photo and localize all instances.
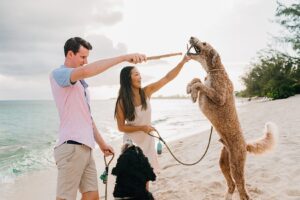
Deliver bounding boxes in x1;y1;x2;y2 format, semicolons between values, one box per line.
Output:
0;101;58;183
0;99;218;184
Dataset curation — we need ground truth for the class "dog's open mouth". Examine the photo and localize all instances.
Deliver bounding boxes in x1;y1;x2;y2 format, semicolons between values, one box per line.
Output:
187;41;201;56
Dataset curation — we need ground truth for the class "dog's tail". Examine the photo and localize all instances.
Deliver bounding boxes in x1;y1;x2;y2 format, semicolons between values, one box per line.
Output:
246;122;278;155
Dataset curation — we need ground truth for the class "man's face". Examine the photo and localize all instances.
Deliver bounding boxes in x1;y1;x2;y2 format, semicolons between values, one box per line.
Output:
69;46;89;67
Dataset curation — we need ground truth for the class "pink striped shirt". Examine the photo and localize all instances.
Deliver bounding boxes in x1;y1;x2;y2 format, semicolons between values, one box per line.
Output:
49;66;95;148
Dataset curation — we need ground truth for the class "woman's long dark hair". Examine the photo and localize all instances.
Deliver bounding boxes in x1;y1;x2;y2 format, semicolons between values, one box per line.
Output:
114;66;147;121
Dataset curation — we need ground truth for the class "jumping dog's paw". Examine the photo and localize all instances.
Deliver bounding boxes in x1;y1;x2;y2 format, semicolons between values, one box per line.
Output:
186;83;192;94
191;87;199;103
187;78;201;94
191;78;201;84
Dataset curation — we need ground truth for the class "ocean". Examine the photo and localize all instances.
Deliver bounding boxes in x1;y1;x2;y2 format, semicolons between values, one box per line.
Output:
0;98;245;185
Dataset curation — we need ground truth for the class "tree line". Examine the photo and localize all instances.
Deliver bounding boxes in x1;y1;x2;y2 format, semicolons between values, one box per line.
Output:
237;1;300;99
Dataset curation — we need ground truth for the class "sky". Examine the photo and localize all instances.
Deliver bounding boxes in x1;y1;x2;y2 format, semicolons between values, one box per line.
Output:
0;0;293;100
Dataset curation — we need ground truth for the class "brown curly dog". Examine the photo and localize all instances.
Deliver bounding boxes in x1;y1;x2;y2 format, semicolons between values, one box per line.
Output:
186;36;278;200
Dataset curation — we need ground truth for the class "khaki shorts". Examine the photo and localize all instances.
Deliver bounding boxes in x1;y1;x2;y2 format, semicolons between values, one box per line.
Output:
54;143;98;200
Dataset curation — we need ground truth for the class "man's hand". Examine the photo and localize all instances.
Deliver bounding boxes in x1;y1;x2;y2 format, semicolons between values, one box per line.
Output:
100;143;114;157
125;53;147;64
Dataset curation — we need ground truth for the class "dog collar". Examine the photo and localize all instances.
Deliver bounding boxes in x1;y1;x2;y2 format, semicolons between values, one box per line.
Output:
208;69;225;74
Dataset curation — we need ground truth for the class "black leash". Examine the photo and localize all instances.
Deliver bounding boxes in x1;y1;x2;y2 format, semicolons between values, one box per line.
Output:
148;126;213;166
100;154;114;200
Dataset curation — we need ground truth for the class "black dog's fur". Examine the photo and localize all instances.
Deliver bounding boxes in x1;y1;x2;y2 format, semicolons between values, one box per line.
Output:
112;145;156;200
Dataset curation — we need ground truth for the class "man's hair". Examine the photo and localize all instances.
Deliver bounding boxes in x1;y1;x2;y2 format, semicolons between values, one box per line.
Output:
64;37;92;57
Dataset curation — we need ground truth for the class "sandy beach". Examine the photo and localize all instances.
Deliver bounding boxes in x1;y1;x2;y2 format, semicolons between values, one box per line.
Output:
152;95;300;200
2;95;300;200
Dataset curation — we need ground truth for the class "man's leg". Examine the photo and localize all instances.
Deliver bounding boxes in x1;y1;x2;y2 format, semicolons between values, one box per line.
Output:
54;144;89;200
81;191;99;200
80;148;99;200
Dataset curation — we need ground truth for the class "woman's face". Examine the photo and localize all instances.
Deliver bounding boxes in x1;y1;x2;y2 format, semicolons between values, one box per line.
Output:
130;67;141;89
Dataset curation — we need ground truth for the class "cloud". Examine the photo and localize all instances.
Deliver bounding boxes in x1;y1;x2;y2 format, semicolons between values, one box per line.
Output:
0;0;124;78
0;0;128;99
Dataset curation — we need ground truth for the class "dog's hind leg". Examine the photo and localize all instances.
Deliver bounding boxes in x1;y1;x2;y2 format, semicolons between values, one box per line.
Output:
229;147;250;200
219;147;235;200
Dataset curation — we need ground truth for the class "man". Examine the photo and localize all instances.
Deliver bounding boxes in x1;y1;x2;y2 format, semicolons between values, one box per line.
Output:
50;37;146;200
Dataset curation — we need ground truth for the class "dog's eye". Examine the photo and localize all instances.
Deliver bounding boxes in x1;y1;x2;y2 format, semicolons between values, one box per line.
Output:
203;42;207;46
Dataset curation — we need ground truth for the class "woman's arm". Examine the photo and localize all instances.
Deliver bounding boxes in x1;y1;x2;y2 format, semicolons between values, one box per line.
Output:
144;55;190;97
115;102;154;134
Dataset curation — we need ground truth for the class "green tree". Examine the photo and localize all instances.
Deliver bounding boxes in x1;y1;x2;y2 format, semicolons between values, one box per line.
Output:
240;52;299;99
238;1;300;99
276;1;300;54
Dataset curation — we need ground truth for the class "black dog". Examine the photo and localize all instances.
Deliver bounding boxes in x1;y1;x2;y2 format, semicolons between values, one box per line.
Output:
112;144;156;200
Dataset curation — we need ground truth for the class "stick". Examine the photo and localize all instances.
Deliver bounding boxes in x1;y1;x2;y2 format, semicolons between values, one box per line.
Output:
147;52;182;60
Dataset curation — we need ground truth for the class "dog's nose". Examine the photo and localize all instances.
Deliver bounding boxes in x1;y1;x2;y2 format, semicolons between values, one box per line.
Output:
190;36;195;40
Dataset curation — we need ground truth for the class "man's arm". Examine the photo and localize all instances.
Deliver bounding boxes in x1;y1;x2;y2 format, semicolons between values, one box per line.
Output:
71;53;146;82
92;121;114;156
144;55;190;97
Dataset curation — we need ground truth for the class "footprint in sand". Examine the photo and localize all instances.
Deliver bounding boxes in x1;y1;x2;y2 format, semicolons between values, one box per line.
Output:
247;185;263;195
208;181;223;189
262;175;280;183
162;163;180;170
286;189;300;197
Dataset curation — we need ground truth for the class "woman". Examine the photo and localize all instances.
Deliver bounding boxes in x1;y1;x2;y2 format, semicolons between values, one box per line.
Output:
114;55;191;176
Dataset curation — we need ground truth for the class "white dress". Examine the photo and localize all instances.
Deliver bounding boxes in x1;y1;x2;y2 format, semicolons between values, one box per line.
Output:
123;98;160;173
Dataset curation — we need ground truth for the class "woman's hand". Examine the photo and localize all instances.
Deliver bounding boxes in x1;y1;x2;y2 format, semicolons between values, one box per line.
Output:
142;125;155;134
181;54;191;64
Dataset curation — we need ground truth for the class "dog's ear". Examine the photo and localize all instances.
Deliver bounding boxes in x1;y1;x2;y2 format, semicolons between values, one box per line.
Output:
209;49;220;68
